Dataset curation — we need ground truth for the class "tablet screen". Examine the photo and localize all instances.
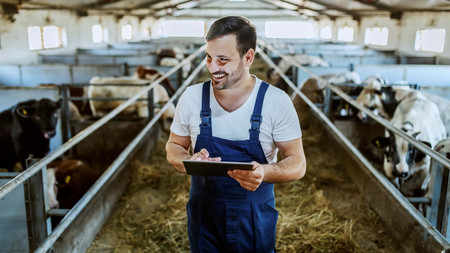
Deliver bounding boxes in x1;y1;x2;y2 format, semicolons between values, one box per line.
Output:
183;160;253;177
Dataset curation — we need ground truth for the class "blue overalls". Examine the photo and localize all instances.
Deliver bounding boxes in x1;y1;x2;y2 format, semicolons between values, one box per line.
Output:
187;81;278;253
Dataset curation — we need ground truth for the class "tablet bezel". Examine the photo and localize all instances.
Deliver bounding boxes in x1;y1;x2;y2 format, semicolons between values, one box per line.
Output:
183;160;254;177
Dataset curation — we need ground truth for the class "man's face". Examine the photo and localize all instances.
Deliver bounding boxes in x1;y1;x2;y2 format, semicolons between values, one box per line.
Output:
205;34;247;90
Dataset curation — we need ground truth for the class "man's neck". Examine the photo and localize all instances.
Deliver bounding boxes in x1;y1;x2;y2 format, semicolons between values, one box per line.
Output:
213;74;255;112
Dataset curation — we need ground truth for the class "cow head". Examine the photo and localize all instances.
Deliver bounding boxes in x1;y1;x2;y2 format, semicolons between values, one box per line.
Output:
46;168;60;209
372;123;431;179
16;98;62;139
356;80;401;122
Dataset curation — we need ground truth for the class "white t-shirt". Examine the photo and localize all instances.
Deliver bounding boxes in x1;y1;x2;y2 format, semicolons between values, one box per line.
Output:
170;77;301;164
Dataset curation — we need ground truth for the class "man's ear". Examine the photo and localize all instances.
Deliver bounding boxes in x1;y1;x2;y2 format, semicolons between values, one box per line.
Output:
244;48;255;67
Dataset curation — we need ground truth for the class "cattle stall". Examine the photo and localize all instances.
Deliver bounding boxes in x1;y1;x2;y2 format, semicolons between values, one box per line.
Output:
1;42;449;252
84;45;450;252
0;47;204;252
259;44;450;250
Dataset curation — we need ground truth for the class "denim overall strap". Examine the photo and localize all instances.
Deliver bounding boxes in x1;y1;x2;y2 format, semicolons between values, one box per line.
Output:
199;81;212;136
249;81;269;140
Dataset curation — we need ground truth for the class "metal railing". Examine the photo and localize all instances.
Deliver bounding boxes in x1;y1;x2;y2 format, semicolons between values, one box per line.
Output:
35;55;207;253
258;39;450;244
258;40;450;170
0;44;206;252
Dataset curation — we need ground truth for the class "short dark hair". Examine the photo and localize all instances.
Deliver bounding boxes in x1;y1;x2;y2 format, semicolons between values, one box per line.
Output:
205;16;257;57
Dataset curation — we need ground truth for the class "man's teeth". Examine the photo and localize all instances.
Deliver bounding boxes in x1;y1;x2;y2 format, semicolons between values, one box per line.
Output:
214;74;225;78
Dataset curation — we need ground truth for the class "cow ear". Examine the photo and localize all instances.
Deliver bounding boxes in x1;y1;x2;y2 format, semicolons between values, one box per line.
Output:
371;136;389;149
413;141;432;162
412;131;421;138
16;106;35;118
55;98;62;108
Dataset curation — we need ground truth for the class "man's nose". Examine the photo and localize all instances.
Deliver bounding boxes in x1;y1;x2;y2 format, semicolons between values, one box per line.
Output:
208;61;219;73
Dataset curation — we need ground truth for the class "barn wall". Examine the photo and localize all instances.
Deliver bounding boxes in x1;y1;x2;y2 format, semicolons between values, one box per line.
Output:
0;11;147;65
0;10;79;64
398;12;450;64
359;15;400;51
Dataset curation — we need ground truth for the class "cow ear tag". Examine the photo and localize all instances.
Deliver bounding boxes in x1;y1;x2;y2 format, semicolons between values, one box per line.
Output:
65;175;71;184
375;140;381;148
22;109;28;115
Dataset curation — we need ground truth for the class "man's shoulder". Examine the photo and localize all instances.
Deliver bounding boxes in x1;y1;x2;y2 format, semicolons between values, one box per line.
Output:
263;82;290;100
185;82;207;94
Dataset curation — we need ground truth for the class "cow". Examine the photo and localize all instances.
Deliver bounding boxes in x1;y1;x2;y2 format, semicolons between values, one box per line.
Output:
46;159;101;209
355;75;415;121
88;76;175;130
133;65;176;96
356;81;450;136
371;92;446;198
0;98;62;172
267;54;330;93
299;71;361;103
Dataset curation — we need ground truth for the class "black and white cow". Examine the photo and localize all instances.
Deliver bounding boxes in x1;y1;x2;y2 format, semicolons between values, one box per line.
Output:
371;92;446;197
0;98;62;171
356;81;450;136
355;77;414;121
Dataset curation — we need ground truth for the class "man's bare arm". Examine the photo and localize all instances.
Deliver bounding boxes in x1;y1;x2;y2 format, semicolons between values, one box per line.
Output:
263;137;306;182
165;132;192;173
166;132;222;173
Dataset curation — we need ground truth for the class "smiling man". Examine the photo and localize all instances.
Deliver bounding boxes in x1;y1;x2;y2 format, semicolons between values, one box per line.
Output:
166;16;306;253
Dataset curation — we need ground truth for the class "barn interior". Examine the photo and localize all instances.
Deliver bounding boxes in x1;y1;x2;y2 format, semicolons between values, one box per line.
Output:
1;0;450;252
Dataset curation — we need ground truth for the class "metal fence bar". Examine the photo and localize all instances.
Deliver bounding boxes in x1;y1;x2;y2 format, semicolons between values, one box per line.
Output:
257;41;450;247
34;55;207;253
0;44;206;200
258;40;450;170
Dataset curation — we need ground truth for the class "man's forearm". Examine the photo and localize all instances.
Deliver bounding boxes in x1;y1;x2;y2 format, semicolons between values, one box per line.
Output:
165;142;191;173
262;154;306;183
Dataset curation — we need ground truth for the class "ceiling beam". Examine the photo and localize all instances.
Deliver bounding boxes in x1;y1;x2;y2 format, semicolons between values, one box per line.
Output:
82;0;129;8
279;0;340;19
306;0;361;19
130;0;167;9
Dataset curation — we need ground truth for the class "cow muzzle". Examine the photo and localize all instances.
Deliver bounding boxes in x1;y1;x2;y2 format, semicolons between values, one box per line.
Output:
393;170;408;178
44;130;56;139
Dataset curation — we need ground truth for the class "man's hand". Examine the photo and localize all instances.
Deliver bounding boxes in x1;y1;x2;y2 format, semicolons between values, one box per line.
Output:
228;161;264;191
191;148;222;161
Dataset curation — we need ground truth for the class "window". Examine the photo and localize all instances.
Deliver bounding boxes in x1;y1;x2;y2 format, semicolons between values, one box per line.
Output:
27;25;67;50
319;25;332;40
158;20;204;37
414;29;446;53
337;26;354;42
121;24;133;40
92;25;109;43
364;27;389;46
265;21;315;39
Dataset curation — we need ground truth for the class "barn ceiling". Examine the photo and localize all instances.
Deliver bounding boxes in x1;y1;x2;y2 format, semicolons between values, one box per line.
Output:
1;0;450;20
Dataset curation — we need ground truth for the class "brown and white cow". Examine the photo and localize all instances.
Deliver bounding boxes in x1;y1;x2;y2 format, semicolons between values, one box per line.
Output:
299;71;361;103
46;159;100;209
372;92;446;197
88;76;176;129
267;54;330;93
133;65;176;96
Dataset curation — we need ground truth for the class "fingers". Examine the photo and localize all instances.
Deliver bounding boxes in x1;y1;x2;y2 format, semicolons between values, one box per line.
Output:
190;148;221;161
228;162;264;191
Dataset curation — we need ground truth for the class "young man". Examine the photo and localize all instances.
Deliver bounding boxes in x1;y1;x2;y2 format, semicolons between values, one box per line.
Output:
166;16;306;252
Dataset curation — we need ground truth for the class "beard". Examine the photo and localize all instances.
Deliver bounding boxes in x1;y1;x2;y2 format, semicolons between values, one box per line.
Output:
211;60;244;90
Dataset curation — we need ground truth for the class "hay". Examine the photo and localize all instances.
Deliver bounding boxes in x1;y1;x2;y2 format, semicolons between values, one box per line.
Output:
88;94;398;253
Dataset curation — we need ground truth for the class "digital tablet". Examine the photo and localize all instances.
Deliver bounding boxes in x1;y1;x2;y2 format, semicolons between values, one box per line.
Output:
183;160;254;177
